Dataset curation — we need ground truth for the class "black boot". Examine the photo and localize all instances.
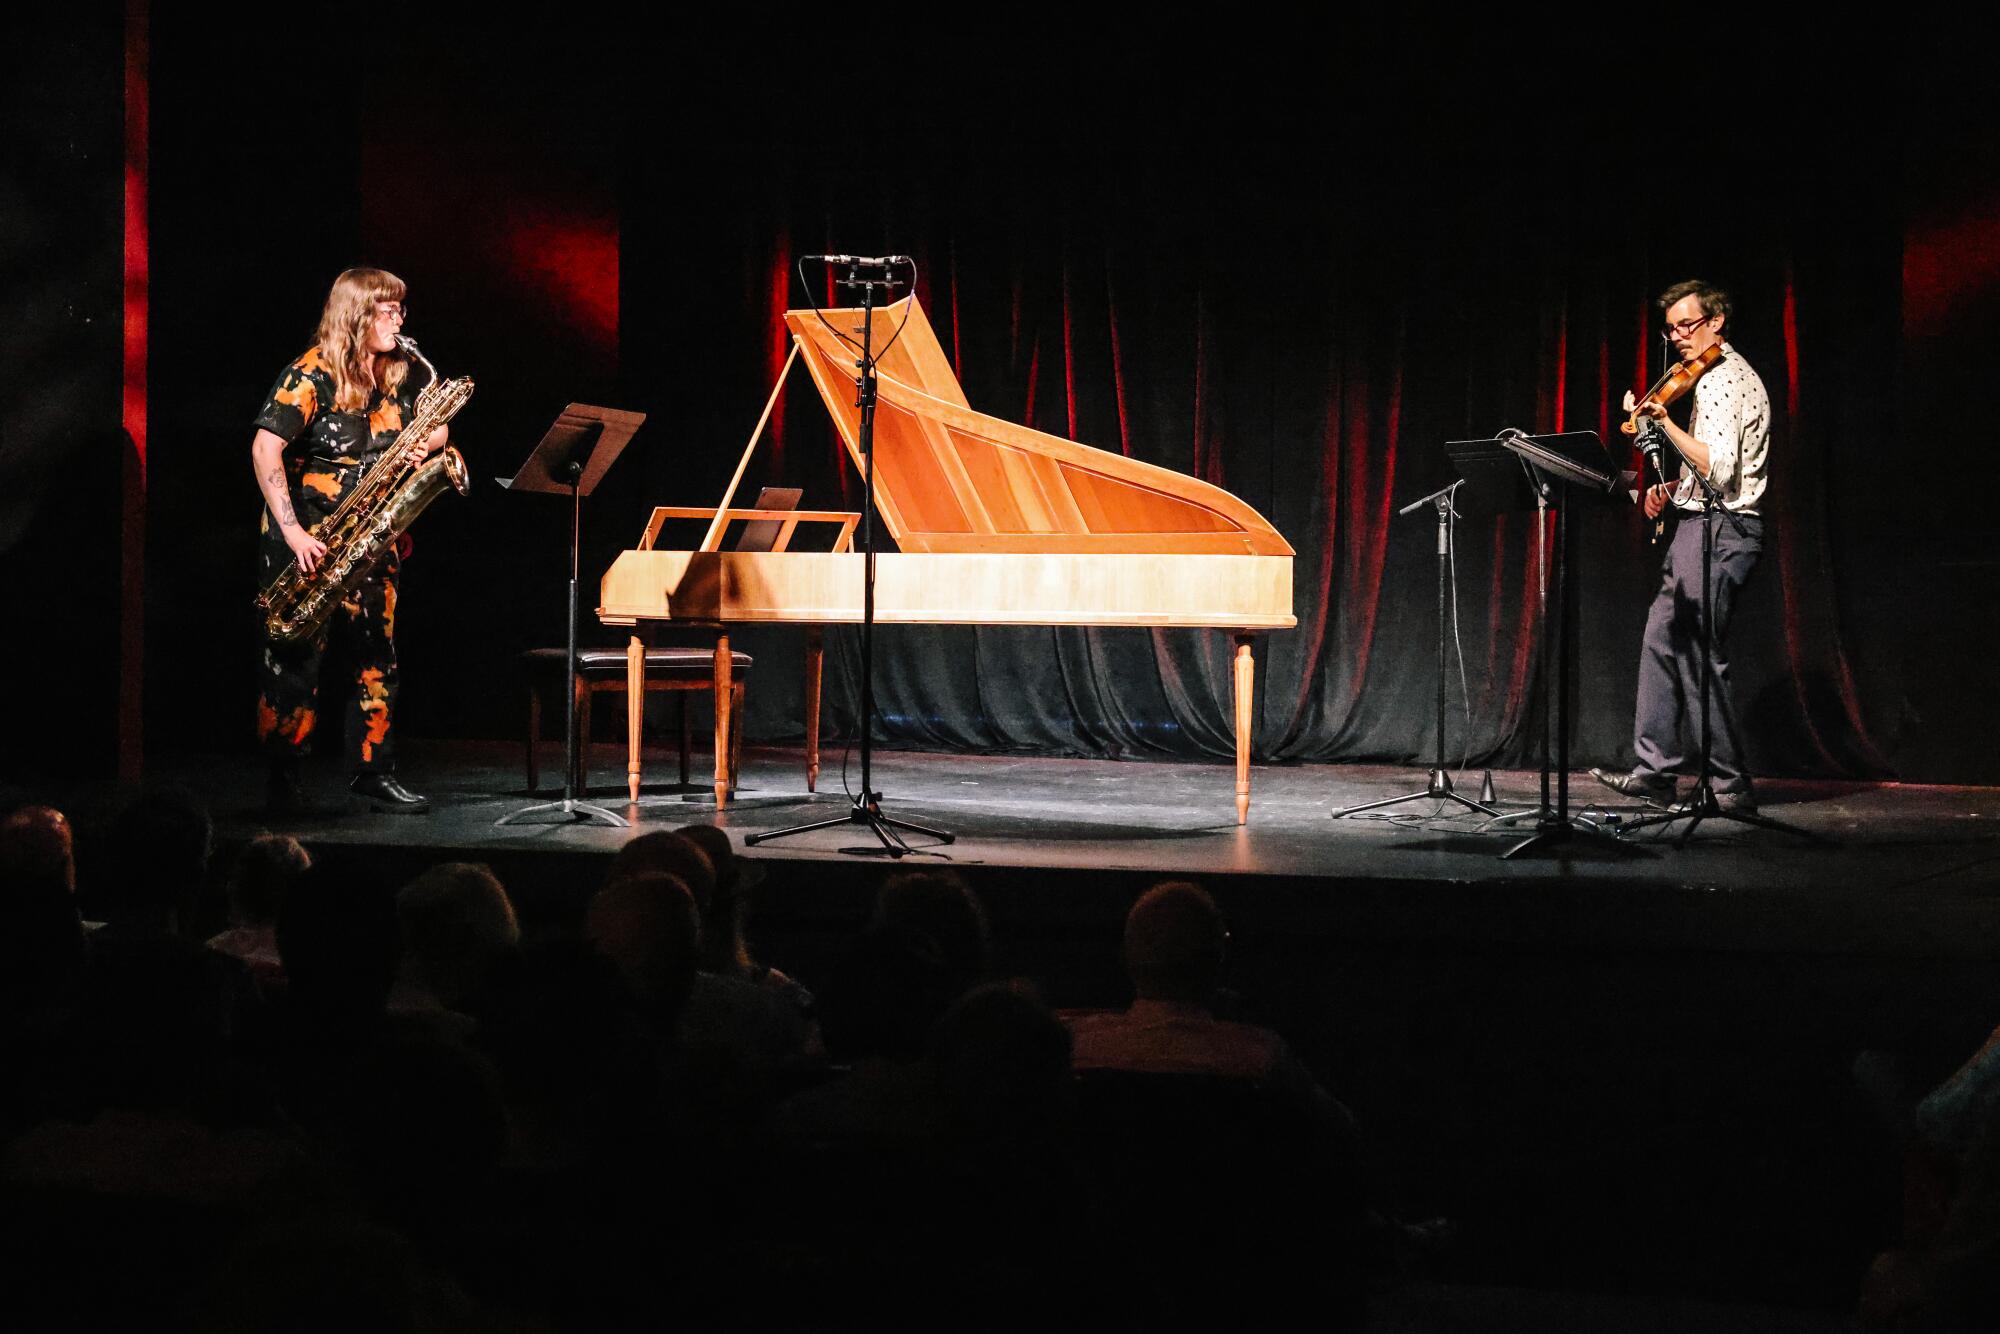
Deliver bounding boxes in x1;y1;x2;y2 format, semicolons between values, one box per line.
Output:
266;756;307;816
350;772;431;814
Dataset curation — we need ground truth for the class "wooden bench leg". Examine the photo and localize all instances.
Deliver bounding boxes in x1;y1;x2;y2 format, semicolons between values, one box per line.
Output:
729;680;746;793
804;626;823;793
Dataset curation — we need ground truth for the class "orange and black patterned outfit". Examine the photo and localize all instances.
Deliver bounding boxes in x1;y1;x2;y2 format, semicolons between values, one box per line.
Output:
253;347;420;774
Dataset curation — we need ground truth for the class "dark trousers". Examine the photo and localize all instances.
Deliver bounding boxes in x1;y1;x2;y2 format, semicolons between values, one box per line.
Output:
254;463;401;774
1632;510;1763;792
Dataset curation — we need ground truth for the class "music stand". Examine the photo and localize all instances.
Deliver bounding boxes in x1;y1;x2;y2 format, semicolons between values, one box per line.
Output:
495;403;646;829
1446;430;1641;859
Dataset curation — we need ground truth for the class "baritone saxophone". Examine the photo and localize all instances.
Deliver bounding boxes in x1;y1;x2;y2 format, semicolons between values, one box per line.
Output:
256;335;472;644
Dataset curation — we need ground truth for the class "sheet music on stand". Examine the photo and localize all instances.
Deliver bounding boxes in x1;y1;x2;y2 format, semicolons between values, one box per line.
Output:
1447;430;1637;516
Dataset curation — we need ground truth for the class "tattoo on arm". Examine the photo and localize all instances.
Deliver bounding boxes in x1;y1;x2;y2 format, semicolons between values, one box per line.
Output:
264;468;298;528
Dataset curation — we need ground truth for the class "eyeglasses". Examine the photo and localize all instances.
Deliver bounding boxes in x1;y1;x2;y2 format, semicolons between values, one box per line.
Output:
374;303;407;323
1663;314;1711;338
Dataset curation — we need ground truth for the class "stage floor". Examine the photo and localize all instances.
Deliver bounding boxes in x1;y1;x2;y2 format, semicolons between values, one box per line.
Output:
124;739;2000;961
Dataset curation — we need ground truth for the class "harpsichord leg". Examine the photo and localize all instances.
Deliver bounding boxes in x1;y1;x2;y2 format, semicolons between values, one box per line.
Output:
804;626;824;793
713;633;733;810
1233;633;1255;825
627;633;645;803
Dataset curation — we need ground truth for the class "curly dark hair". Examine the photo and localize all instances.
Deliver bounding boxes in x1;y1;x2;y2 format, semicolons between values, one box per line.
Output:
1657;279;1732;331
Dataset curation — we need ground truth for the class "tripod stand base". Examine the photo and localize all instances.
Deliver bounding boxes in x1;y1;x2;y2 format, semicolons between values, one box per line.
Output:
1484;806;1607;830
1620;787;1833;846
745;797;954;859
494;797;630;829
1501;815;1647;860
1331;769;1500;820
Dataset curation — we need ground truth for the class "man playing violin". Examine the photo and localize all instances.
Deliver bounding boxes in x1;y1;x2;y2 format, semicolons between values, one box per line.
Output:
1591;279;1770;813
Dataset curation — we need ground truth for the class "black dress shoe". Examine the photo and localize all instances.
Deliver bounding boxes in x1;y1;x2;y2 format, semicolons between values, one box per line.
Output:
350;773;431;814
1588;767;1676;804
1715;787;1759;815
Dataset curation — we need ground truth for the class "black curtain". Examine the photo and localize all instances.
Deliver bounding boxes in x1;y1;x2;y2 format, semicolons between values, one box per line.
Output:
0;11;127;783
115;25;1991;783
615;61;1903;781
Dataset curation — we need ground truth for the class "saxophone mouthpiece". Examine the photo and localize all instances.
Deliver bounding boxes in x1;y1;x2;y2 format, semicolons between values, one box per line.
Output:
396;334;439;386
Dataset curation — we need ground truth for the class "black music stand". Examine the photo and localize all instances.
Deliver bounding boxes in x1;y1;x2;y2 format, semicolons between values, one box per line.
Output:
1446;430;1641;859
495;403;646;829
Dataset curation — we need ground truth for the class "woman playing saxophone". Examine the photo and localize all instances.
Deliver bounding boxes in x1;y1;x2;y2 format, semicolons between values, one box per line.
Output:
249;267;445;814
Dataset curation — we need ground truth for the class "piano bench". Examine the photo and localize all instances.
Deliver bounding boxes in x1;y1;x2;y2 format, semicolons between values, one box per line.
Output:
523;647;751;796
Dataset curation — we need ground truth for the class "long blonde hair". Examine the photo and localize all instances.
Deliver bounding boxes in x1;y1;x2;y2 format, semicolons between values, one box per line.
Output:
314;268;410;413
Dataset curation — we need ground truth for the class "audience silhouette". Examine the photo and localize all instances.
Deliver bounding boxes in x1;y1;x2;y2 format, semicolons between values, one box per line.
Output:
205;833;310;989
0;785;1399;1329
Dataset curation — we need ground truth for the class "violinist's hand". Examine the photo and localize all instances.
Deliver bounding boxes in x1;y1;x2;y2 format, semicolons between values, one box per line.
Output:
1621;389;1638;414
1633;398;1667;422
1643;483;1671;519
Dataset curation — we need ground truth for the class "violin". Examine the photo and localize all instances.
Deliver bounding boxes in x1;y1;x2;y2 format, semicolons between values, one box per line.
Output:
1621;342;1723;436
1625;342;1724;544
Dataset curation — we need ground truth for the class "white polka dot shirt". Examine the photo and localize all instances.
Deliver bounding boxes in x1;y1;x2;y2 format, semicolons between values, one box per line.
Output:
1672;341;1769;515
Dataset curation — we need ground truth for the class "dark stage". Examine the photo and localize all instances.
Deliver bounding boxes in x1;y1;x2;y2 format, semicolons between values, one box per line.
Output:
147;741;2000;958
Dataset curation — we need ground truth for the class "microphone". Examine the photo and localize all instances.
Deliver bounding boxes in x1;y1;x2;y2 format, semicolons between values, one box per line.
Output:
1634;419;1671;471
805;254;912;267
1633;419;1675;500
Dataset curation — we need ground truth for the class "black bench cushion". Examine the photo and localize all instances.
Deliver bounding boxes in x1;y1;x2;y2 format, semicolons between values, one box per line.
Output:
524;647;752;679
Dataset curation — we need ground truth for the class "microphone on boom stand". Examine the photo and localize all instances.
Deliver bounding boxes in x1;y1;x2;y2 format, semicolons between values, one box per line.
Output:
1634;419;1670;481
804;254;912;268
747;251;951;858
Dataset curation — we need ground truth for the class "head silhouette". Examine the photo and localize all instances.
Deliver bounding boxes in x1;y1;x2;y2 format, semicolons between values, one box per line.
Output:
1123;881;1226;1005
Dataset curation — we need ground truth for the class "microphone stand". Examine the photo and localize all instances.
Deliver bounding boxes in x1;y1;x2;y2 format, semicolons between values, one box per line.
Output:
1332;481;1498;820
747;259;953;858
